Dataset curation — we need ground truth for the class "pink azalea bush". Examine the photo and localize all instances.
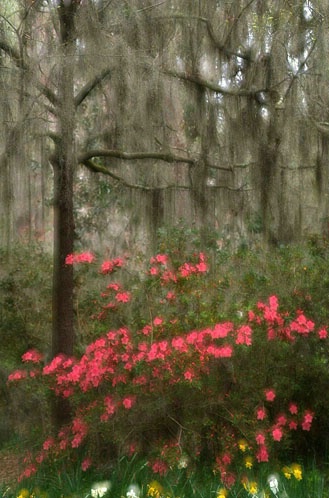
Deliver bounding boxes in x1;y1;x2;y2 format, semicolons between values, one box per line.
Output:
8;251;329;484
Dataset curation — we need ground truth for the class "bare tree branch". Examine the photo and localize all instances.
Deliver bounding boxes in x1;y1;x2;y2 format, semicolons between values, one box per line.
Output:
78;149;196;164
81;158;152;189
0;38;58;107
137;0;169;12
223;0;256;47
0;39;22;66
81;158;246;192
75;68;112;107
155;15;253;62
164;68;263;97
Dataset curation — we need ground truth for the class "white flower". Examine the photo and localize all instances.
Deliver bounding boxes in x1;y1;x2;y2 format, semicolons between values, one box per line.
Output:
268;474;279;496
177;455;189;469
126;484;140;498
91;480;111;498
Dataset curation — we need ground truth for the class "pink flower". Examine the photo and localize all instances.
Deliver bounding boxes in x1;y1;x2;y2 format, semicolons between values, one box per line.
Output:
272;426;283;441
166;291;176;300
72;417;88;436
153;254;168;265
290;313;315;335
18;464;37;481
184;369;194;381
303;410;314;424
255;433;265;445
22;349;44;363
81;457;92;471
235;325;253;346
101;260;114;274
77;251;95;263
196;261;208;272
222;472;236;489
302;410;314;430
113;257;124;267
276;414;287;426
43;354;65;375
151;459;168;476
264;388;276;401
218;345;233;357
71;434;84;448
115;291;131;303
206;344;233;358
256;445;269;462
179;262;195;278
65;252;95;264
161;270;177;283
211;322;233;338
107;282;121;291
318;328;328;339
269;295;279;311
153;316;163;326
199;252;206;261
43;437;55;451
123;396;136;409
142;325;152;335
104;396;116;417
59;439;68;450
8;369;27;382
221;453;232;465
256;407;267;420
172;337;188;352
289;402;298;415
65;254;74;264
150;266;158;275
289;420;298;430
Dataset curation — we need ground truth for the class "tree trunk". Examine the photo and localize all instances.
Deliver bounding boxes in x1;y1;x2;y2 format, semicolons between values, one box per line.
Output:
51;0;77;427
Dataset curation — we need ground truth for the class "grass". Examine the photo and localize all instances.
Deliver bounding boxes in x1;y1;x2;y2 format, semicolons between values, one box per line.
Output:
4;456;329;498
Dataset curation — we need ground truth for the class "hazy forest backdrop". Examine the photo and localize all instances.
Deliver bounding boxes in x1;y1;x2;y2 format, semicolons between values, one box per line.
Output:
2;0;329;252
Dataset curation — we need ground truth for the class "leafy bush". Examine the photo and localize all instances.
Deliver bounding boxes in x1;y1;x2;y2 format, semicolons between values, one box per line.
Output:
0;244;52;447
8;250;329;489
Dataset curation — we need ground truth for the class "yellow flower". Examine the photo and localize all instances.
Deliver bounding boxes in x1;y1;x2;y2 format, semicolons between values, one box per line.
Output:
17;489;31;498
291;463;302;481
238;439;248;452
242;479;258;495
217;487;228;498
282;466;292;479
244;456;253;469
147;481;164;498
249;482;258;495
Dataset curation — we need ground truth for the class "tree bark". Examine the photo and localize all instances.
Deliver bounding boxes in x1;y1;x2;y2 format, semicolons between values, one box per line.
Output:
51;0;78;427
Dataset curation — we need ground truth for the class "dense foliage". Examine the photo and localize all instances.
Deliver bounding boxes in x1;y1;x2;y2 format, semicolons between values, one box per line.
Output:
7;240;329;492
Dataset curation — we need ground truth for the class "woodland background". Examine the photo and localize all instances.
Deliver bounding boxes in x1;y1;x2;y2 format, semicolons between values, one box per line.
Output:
2;0;329;253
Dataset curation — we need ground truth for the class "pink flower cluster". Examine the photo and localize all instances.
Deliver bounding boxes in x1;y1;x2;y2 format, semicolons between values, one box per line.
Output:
7;254;324;482
101;257;124;274
96;281;131;320
149;252;208;281
65;251;95;264
249;295;323;341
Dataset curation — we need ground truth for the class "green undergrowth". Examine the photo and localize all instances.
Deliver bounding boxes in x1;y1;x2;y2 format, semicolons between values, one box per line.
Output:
5;455;329;498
